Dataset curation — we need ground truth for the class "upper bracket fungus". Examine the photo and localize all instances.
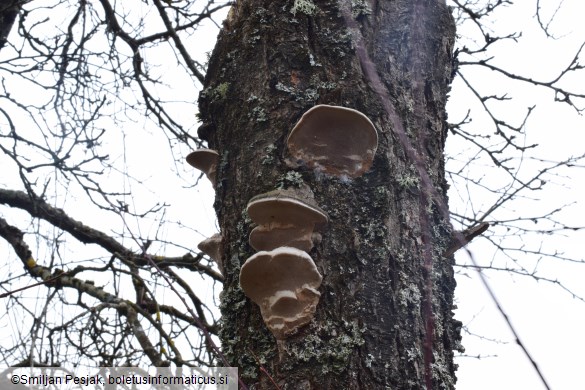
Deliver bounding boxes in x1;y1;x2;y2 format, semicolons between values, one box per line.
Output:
246;189;328;252
239;247;322;339
287;104;378;178
186;149;219;187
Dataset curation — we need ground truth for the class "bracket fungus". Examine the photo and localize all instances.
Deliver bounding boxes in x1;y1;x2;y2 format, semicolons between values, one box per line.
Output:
247;190;328;252
186;149;219;187
249;224;314;252
287;104;378;178
197;233;223;270
239;247;322;339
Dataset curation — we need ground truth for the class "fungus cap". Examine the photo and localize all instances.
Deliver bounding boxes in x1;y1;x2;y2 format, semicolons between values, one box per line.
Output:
197;233;223;269
186;149;219;187
287;104;378;178
246;191;328;227
240;247;322;302
249;224;314;252
239;247;322;338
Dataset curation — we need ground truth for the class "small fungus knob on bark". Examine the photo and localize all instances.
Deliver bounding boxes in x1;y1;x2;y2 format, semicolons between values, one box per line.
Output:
246;189;328;252
239;247;322;339
197;233;223;270
287;105;378;178
186;149;219;187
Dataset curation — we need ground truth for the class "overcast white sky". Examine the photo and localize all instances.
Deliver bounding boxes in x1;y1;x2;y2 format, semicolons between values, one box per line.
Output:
446;1;585;388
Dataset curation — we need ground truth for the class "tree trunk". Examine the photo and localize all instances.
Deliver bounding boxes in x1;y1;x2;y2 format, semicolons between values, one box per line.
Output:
0;0;21;51
198;0;460;388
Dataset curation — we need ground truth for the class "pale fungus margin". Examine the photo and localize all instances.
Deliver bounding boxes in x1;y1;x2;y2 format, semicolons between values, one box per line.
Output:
246;190;328;227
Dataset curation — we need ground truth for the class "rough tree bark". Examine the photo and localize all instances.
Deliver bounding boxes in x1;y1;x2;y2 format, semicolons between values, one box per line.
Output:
198;0;461;388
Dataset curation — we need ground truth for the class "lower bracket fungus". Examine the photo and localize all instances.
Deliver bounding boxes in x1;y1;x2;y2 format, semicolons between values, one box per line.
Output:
286;104;378;178
239;247;322;339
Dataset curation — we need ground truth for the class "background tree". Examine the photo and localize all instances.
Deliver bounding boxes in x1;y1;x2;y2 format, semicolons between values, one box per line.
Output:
0;0;230;370
0;0;583;389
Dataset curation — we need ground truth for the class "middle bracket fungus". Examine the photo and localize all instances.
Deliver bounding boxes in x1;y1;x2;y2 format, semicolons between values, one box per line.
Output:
287;104;378;178
239;247;322;339
246;190;328;252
